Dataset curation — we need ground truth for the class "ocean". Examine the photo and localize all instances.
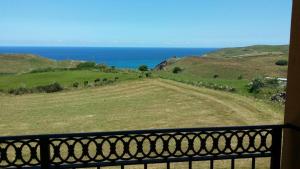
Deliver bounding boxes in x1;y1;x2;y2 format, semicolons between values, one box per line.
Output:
0;47;217;69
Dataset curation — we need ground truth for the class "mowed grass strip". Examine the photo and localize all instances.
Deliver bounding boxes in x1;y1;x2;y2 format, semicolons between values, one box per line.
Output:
0;79;282;136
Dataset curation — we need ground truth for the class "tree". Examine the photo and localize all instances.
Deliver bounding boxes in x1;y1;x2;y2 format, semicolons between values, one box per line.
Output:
172;67;183;74
138;65;148;72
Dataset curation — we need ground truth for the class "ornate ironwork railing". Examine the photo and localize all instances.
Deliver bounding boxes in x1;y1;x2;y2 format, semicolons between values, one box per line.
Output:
0;125;283;169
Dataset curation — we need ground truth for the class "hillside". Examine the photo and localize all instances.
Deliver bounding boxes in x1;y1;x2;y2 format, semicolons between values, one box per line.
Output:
0;54;79;74
203;45;289;58
154;45;288;106
155;45;288;80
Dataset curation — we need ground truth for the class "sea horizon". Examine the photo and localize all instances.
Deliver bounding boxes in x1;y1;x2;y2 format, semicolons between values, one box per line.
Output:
0;46;217;69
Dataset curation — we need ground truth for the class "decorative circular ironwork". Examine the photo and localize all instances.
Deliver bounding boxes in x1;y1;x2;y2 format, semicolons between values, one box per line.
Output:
0;126;278;168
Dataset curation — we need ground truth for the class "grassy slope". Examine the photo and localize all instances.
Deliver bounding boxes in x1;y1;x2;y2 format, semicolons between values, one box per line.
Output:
204;45;289;58
0;79;282;136
154;45;288;96
0;70;140;90
0;54;78;74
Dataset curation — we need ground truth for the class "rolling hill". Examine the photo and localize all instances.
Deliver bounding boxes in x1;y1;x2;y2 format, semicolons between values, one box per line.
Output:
0;54;79;74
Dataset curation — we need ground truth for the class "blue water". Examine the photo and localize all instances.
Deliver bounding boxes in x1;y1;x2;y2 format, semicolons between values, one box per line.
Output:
0;47;217;68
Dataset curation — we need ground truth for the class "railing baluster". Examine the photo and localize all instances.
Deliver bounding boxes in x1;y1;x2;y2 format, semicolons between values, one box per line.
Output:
121;164;125;169
40;137;50;169
167;161;170;169
270;127;282;169
210;160;214;169
252;157;256;169
231;159;235;169
189;160;192;169
144;163;147;169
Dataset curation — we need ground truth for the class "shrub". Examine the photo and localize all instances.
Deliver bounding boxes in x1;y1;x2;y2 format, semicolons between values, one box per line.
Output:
238;75;243;80
94;78;101;83
84;81;89;87
138;65;148;72
115;77;119;80
76;62;97;69
145;72;152;78
30;67;56;73
8;87;31;95
213;74;219;78
103;78;108;82
35;82;63;93
172;67;183;74
73;82;79;88
248;78;265;93
138;75;143;78
275;60;288;66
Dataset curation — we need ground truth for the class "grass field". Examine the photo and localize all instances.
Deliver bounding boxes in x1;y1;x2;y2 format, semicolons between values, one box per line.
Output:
0;70;140;90
0;79;282;136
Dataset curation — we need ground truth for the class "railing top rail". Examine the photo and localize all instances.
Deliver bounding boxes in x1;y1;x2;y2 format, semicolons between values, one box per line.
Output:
0;124;284;140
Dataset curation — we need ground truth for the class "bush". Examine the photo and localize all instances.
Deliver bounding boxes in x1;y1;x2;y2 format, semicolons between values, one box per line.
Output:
76;62;97;69
238;75;243;80
94;78;101;83
213;74;219;78
248;78;265;93
30;67;56;73
115;77;119;80
8;87;31;95
275;60;288;66
172;67;183;74
145;72;152;78
35;82;63;93
103;78;107;82
138;65;148;72
73;82;79;88
84;81;89;87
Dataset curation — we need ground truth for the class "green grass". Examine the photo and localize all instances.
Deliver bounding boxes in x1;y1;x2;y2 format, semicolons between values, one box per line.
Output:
0;70;140;90
0;79;282;136
204;45;289;58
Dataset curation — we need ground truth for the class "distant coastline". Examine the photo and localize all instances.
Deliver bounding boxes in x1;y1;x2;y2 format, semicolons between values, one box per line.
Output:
0;47;217;69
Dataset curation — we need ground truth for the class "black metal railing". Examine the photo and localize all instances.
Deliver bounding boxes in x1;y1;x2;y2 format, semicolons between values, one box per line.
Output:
0;125;283;169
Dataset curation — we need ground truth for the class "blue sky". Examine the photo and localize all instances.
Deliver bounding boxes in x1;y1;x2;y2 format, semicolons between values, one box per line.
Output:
0;0;292;47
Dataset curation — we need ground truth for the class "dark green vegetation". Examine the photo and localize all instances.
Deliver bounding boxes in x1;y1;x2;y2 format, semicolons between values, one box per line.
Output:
172;67;183;74
275;59;288;66
138;64;149;72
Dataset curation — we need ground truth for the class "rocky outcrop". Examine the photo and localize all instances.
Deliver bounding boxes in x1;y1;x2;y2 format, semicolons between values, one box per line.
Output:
271;92;287;103
154;57;179;70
